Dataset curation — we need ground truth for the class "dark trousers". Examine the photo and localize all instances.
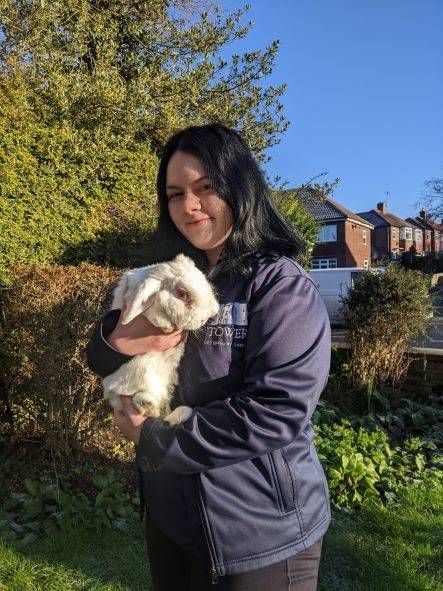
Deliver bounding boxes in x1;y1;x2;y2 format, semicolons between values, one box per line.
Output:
145;510;323;591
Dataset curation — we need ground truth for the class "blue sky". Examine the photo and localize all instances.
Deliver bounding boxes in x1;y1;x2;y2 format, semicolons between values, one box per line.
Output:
219;0;443;220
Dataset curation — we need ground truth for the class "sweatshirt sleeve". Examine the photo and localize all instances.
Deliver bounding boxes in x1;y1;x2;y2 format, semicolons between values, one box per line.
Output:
135;274;331;475
85;309;134;378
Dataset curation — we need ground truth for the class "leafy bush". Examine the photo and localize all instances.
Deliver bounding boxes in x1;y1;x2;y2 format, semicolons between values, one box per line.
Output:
315;420;438;509
0;264;120;456
315;383;442;458
350;395;443;448
340;264;433;390
400;252;443;274
0;470;139;547
0;1;291;284
0;74;159;284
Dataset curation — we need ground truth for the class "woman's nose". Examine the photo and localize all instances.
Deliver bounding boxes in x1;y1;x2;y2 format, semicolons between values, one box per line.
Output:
183;190;201;212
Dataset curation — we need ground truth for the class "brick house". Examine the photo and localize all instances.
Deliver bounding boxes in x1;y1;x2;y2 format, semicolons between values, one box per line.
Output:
403;218;425;255
407;210;442;254
298;194;374;269
407;217;433;253
357;202;419;261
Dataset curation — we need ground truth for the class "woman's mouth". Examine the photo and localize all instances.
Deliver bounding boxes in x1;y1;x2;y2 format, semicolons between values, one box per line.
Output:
187;218;212;226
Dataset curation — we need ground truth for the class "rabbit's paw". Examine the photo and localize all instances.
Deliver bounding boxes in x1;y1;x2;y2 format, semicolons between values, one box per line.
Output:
132;393;161;417
164;405;193;426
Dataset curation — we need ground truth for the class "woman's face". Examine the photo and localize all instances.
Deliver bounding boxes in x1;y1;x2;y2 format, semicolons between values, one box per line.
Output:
166;151;233;265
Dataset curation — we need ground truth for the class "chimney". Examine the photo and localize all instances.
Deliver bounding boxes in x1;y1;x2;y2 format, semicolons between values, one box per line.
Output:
377;202;387;214
420;209;428;220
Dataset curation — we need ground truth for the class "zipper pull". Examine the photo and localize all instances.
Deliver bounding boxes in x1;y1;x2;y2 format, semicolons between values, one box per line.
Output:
211;565;219;585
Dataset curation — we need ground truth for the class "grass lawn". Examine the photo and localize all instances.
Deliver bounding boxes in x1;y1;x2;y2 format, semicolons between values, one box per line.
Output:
318;481;443;591
1;481;441;591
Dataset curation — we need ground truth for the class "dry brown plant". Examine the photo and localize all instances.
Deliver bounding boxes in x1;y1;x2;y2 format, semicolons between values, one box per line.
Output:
0;264;120;457
341;265;433;392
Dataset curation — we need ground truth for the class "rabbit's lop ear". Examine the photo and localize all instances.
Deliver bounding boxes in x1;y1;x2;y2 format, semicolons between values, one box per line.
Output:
173;253;195;268
111;272;131;310
121;277;161;325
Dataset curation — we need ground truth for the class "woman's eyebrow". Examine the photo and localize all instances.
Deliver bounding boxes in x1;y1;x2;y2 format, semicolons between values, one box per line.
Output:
166;175;208;190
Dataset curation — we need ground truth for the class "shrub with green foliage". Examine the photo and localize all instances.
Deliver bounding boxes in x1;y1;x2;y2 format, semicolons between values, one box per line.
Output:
0;73;159;285
273;189;319;269
315;420;438;509
0;0;292;283
340;264;433;390
400;252;443;274
0;470;139;547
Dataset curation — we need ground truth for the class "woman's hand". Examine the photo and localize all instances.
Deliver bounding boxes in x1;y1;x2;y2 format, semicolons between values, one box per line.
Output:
107;305;186;356
113;396;147;444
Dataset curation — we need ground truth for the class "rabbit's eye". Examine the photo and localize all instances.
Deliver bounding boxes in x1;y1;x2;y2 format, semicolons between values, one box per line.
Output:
175;287;191;305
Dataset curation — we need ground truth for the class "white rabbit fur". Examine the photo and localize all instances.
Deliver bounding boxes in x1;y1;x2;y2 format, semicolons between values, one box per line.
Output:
102;254;219;426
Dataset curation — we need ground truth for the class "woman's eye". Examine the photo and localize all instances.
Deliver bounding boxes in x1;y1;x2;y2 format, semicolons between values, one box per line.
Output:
168;192;182;201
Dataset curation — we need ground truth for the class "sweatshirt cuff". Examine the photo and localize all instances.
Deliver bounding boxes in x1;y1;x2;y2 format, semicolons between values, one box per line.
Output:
136;416;169;472
86;309;134;378
101;309;135;361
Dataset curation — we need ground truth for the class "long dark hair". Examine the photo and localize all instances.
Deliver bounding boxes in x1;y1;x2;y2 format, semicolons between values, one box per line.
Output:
151;124;305;276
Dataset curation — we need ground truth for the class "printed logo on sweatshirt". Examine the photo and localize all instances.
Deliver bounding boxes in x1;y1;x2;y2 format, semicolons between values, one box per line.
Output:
205;302;248;347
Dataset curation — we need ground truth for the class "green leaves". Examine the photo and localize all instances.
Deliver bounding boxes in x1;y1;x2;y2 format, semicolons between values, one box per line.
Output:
315;420;436;510
0;470;140;546
0;1;290;282
24;479;38;497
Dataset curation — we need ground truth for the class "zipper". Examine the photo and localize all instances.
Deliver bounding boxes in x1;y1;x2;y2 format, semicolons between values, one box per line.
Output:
281;452;295;508
196;475;220;585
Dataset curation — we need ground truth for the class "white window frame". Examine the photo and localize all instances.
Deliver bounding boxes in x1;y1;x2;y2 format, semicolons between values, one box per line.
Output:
414;229;422;242
400;227;413;240
392;228;397;238
316;224;337;243
311;258;338;269
363;229;367;244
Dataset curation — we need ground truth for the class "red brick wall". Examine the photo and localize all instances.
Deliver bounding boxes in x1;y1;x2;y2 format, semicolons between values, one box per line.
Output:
311;220;372;267
412;231;424;254
432;231;441;253
400;238;414;253
372;226;407;259
372;226;390;259
390;227;400;255
424;231;432;253
343;220;372;266
311;221;346;266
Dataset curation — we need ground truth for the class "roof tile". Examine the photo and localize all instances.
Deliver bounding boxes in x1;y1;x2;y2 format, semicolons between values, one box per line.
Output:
295;190;373;227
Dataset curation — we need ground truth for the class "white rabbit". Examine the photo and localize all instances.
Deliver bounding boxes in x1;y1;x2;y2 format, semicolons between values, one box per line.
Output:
102;254;219;426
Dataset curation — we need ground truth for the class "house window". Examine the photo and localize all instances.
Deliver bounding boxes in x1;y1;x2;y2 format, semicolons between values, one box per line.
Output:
363;260;369;269
415;229;422;242
363;229;367;244
400;227;413;240
392;228;397;238
316;225;337;243
311;258;337;269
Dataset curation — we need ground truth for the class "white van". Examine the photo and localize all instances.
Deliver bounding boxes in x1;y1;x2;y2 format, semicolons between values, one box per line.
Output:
308;268;369;326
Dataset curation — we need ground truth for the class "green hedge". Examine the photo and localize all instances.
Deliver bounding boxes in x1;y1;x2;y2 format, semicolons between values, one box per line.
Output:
0;77;159;285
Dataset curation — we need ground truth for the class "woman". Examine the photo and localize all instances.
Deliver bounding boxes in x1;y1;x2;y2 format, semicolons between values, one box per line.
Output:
86;124;331;590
